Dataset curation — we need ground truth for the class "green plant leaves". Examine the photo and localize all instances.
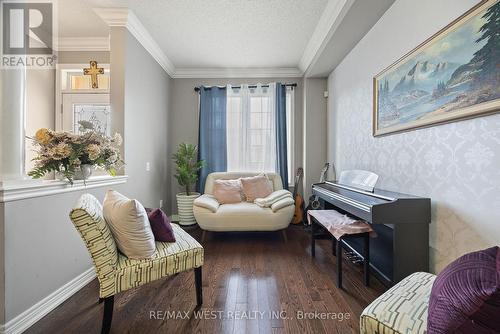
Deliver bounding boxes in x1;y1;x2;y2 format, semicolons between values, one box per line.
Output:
172;143;205;195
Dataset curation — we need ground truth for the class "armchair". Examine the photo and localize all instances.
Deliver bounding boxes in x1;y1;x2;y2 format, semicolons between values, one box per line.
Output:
193;172;295;236
69;194;204;334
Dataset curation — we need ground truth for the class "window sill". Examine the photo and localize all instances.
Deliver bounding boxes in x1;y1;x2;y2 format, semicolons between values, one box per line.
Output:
0;175;128;202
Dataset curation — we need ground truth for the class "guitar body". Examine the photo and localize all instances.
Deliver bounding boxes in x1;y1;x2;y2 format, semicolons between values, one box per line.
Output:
291;167;305;225
292;194;305;225
302;163;330;225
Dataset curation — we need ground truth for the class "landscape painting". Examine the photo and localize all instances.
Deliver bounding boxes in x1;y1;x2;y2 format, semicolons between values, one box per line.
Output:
373;0;500;136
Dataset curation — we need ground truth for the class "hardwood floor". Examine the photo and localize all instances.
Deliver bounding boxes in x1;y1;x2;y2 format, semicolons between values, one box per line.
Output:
26;226;386;334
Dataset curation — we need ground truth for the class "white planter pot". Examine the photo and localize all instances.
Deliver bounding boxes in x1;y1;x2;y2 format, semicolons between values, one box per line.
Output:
176;192;200;226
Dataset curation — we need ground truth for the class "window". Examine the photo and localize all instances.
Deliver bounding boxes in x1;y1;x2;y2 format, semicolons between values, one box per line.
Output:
226;83;294;179
227;84;276;172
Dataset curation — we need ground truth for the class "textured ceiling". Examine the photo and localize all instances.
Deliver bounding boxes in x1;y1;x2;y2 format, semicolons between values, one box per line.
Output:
77;0;329;68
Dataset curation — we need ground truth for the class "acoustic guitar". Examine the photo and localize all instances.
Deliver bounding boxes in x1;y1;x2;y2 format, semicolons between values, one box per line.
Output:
303;163;330;224
291;167;304;225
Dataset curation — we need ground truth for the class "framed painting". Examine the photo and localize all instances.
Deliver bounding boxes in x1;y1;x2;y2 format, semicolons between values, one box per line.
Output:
373;0;500;136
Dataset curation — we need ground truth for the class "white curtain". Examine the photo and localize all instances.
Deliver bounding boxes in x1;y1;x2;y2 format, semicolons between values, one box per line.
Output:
226;83;277;172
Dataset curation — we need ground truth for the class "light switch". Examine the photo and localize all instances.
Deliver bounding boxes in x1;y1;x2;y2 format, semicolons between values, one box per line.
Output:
146;162;150;171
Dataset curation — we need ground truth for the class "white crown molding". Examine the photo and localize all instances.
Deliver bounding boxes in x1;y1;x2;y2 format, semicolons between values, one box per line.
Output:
94;8;175;76
0;175;128;202
55;37;110;52
299;0;355;74
0;268;96;334
173;67;303;79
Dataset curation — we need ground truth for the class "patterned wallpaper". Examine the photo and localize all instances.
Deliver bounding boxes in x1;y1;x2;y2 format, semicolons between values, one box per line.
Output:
328;0;499;273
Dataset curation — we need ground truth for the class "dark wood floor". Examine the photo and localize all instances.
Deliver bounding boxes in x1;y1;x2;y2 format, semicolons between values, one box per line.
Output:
26;226;386;334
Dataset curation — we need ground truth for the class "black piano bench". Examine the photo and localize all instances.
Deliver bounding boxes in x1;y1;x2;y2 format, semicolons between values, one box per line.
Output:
310;218;370;289
335;233;370;289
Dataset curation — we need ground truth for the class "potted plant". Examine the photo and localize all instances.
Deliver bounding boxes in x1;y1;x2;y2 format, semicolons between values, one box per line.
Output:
173;143;204;226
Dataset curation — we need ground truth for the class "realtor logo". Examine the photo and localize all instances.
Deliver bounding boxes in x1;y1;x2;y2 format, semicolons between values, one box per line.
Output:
1;0;56;68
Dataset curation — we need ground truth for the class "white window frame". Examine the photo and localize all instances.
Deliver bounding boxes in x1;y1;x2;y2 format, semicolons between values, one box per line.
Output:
55;63;110;131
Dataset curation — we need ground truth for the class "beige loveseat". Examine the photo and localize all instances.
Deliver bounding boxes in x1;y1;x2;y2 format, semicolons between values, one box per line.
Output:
193;172;294;232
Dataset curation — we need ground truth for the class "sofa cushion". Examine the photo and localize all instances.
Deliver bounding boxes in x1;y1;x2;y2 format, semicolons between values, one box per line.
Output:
213;179;243;204
194;201;294;231
360;272;436;334
193;194;220;213
204;172;283;195
427;246;500;334
103;190;156;260
240;174;273;202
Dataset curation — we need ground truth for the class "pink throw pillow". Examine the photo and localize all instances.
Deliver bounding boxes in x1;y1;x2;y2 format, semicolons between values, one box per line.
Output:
240;174;273;202
213;179;243;204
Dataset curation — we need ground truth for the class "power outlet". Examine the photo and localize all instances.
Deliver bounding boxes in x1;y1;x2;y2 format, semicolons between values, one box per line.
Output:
159;199;163;208
146;162;150;171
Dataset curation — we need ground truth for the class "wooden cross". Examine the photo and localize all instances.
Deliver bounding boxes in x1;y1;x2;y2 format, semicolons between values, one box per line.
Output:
83;60;104;89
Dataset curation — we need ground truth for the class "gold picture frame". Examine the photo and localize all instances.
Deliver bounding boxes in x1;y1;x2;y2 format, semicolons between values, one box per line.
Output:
373;0;500;137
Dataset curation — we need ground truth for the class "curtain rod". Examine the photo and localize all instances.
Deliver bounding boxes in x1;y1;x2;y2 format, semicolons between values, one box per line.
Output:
194;83;297;92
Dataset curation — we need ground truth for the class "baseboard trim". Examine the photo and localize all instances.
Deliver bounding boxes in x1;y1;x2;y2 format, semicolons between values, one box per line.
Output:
0;268;96;334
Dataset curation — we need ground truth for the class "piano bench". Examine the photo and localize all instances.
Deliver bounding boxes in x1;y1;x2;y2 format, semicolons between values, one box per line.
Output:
310;217;370;289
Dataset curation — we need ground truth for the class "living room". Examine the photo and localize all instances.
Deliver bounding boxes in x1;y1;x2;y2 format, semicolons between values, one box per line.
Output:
0;0;499;333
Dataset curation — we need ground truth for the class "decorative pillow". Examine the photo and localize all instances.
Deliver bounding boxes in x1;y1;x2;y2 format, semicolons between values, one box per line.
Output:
240;174;273;202
213;179;243;204
103;190;156;259
145;208;176;242
427;246;500;334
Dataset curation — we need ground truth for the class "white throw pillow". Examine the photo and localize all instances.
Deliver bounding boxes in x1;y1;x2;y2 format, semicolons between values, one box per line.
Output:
103;190;156;259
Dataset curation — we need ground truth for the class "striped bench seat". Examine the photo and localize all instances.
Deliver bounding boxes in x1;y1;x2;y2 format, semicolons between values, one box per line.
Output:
360;272;436;334
115;224;204;292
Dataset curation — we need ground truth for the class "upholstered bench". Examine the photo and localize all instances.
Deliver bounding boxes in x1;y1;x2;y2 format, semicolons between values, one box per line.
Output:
70;194;204;334
360;272;436;334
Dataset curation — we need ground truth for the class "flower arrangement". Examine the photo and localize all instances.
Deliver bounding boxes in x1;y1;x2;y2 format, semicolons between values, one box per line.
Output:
28;121;123;184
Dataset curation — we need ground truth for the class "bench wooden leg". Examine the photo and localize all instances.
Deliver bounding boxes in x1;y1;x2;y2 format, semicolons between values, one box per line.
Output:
101;296;114;334
201;230;206;243
195;266;203;307
364;233;370;287
337;238;342;289
332;237;337;256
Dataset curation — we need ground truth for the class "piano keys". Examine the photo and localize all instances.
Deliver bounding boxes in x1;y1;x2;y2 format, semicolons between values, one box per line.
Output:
312;181;431;286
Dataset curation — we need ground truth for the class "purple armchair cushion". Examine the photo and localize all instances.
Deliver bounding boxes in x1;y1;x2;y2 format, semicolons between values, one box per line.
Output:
145;208;176;242
427;246;500;334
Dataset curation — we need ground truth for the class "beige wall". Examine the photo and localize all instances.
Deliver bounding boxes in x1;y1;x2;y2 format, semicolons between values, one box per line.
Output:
122;29;172;209
25;70;55;172
303;78;328;204
327;0;497;273
168;77;304;214
57;51;110;64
